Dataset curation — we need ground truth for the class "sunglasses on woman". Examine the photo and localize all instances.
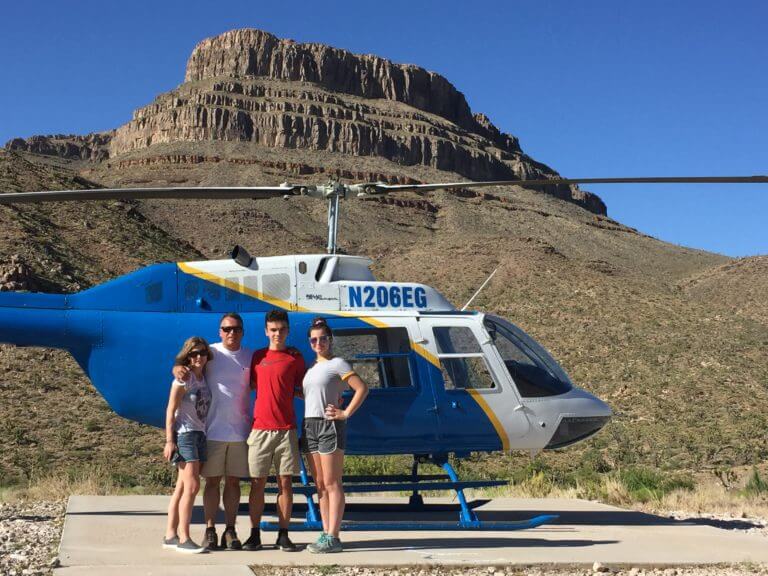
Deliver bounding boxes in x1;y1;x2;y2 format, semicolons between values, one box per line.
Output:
309;335;330;345
187;349;208;359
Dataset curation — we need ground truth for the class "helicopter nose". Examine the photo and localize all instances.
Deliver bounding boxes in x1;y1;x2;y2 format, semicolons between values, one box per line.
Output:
545;388;612;449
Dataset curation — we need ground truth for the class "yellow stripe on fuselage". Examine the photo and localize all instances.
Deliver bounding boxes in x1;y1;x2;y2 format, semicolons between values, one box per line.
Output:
466;389;510;451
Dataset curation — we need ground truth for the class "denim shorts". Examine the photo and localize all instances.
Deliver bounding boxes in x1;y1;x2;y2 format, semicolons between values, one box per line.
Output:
173;430;207;464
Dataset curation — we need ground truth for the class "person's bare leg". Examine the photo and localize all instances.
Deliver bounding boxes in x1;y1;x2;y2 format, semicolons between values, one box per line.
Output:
276;475;293;529
178;462;201;542
321;451;345;538
309;453;329;533
165;470;184;540
249;477;267;528
203;476;221;529
222;476;241;528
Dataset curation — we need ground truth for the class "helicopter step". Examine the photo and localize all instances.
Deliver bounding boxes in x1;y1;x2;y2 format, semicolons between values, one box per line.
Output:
265;479;508;495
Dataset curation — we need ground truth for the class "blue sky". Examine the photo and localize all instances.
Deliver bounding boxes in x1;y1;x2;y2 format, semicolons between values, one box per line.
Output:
1;1;765;256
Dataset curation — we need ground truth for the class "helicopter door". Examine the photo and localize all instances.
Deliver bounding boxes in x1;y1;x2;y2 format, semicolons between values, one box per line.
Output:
324;316;439;455
419;316;531;453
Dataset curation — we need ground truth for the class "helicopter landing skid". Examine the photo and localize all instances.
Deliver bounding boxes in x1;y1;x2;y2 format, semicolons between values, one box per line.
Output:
260;458;558;531
260;514;558;531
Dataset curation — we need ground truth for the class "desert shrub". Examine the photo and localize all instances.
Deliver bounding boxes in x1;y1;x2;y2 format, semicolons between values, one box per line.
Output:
742;467;768;496
618;466;694;502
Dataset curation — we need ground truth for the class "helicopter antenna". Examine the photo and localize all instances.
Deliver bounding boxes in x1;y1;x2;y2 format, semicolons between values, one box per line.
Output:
461;267;498;311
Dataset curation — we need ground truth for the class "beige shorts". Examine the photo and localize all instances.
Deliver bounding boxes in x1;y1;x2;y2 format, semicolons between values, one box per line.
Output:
200;440;249;479
247;429;300;478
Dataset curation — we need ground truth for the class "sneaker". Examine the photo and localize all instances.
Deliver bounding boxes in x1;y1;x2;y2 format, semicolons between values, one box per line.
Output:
242;529;262;551
221;527;242;550
307;532;329;553
204;527;219;551
309;534;343;554
275;529;298;552
176;539;207;554
162;535;179;549
326;536;343;553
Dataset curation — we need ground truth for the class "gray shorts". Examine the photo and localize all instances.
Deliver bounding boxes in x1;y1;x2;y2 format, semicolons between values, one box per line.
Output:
301;418;346;454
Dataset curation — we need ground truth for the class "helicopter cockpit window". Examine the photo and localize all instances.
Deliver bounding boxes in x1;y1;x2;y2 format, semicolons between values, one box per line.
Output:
332;327;414;390
433;326;496;391
484;316;573;397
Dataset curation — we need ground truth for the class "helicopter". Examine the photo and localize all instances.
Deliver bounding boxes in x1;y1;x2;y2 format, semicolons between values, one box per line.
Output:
1;175;765;530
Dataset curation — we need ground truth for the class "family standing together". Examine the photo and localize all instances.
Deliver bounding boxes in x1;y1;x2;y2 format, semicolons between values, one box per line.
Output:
162;310;369;554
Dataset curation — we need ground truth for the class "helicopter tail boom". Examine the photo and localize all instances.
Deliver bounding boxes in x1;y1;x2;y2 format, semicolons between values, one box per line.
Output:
0;292;68;348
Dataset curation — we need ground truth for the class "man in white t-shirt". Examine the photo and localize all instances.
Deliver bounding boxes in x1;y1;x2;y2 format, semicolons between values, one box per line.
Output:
174;312;252;551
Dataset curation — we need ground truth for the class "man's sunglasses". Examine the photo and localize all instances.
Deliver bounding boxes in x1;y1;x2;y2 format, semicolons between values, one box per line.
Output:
220;326;243;333
309;335;330;345
188;349;208;359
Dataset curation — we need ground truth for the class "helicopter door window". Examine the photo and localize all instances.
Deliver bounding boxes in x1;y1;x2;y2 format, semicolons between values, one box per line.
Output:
483;316;573;397
332;327;414;390
433;326;496;391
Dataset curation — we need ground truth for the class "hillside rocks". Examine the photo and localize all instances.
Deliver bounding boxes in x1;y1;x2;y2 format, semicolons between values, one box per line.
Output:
6;133;111;162
0;255;39;292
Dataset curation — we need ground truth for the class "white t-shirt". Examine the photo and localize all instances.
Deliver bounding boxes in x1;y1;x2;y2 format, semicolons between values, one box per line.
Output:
205;342;253;442
302;357;354;418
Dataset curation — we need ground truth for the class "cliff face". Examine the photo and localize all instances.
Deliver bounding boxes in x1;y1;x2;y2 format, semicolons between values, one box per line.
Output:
183;29;514;150
6;134;111;162
5;29;606;214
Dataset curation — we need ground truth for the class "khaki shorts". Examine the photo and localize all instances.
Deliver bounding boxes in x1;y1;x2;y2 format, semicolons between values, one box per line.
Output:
201;440;249;479
247;429;300;478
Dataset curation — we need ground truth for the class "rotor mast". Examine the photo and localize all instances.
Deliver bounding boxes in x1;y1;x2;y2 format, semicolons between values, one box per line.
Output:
325;183;343;254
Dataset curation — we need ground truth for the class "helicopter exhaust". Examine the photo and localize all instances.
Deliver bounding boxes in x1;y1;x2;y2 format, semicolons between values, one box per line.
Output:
231;245;254;268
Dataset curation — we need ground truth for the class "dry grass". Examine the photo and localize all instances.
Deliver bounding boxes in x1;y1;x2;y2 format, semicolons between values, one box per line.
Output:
0;467;129;503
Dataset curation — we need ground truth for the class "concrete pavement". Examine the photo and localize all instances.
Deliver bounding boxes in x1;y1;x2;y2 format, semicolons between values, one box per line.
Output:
55;495;768;575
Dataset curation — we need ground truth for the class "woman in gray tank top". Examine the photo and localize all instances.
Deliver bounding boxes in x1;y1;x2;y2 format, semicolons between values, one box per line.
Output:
163;336;212;554
302;318;369;554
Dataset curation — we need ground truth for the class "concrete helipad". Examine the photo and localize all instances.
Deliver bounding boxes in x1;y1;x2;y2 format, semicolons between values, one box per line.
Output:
55;495;768;575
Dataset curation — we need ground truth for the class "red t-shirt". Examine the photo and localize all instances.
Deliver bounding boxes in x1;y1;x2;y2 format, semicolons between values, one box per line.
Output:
250;347;306;430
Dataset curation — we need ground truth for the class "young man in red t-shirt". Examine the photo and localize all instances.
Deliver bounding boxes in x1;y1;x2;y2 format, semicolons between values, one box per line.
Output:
243;309;305;552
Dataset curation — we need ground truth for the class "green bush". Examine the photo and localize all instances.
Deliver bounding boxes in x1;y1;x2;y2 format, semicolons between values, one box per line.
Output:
742;467;768;496
618;466;694;502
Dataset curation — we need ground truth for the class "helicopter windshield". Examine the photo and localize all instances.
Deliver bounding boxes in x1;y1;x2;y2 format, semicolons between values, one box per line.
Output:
484;315;573;397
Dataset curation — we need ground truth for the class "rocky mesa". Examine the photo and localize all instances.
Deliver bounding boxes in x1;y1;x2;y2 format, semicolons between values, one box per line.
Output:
7;29;605;214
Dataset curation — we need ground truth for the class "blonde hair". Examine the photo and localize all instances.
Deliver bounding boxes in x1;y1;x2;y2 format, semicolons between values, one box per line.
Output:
174;336;213;366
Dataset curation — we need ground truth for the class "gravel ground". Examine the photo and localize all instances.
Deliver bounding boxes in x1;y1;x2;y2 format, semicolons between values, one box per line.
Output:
252;564;768;576
0;500;65;576
1;500;765;576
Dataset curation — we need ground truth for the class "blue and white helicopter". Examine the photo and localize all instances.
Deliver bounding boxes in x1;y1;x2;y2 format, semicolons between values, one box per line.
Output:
0;175;764;530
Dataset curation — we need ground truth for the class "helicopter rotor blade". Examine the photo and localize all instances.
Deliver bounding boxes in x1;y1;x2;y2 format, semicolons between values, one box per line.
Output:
0;185;303;204
352;176;768;195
